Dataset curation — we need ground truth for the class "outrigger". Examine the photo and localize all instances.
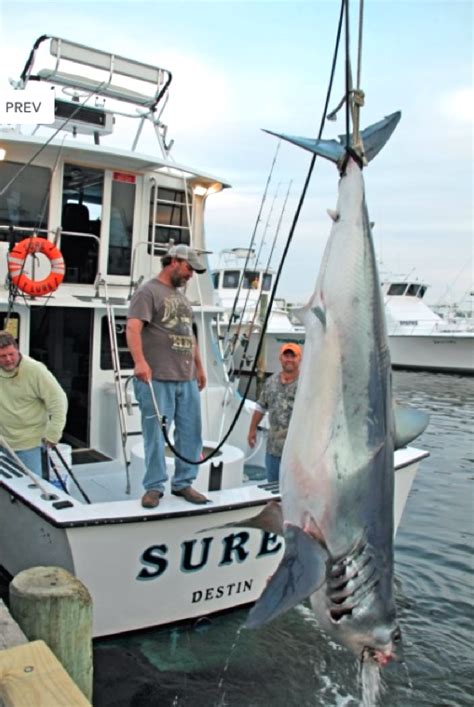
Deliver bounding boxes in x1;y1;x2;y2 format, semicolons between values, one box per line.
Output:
0;35;428;637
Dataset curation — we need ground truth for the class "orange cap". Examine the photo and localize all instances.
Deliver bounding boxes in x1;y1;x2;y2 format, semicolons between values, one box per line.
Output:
280;342;302;356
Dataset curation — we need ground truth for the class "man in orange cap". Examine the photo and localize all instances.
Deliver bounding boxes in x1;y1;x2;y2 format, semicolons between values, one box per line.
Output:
247;342;302;482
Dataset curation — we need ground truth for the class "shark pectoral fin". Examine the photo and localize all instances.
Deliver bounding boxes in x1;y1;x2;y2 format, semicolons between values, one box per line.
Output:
199;500;284;536
394;405;430;449
244;524;328;629
290;304;309;325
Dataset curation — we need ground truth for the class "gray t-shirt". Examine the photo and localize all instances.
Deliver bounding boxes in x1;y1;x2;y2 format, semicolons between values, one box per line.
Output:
127;279;195;381
256;373;298;457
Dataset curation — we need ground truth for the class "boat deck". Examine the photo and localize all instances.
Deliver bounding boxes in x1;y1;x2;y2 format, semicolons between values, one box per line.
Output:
0;447;428;528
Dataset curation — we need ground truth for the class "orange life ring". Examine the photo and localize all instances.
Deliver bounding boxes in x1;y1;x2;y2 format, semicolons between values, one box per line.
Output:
7;237;65;296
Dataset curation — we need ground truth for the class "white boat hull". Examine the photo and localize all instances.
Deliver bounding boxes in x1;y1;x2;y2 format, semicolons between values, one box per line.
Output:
0;446;427;637
388;333;474;374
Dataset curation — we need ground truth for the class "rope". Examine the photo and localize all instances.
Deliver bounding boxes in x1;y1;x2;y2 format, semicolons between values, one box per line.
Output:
150;0;347;466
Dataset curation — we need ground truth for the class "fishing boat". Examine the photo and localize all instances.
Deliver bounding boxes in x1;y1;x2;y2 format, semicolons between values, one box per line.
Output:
0;35;428;637
212;248;304;376
383;277;474;374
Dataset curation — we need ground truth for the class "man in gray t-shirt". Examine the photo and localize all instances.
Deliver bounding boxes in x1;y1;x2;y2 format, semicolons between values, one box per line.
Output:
247;342;302;482
126;244;209;508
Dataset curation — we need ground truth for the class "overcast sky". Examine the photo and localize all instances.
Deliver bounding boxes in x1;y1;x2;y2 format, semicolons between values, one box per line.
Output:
1;0;472;306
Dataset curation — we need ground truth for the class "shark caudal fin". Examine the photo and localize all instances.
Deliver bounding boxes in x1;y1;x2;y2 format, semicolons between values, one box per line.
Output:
263;111;401;167
245;524;327;629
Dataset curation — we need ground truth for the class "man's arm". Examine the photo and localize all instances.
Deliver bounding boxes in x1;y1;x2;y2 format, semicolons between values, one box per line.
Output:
126;318;152;382
38;368;68;445
193;337;207;391
248;408;265;448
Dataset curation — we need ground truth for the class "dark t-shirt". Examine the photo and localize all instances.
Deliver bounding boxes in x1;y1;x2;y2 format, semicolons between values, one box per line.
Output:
256;373;298;456
127;279;195;381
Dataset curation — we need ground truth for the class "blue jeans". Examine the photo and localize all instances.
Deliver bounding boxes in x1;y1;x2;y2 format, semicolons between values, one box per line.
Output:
265;453;281;483
16;446;43;476
134;378;202;493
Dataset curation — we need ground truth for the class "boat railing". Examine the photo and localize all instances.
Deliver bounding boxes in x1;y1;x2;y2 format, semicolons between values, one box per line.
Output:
19;35;172;113
13;35;174;154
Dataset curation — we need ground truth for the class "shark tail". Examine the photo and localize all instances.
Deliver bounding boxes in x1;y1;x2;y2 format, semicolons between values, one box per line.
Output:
263;111;401;167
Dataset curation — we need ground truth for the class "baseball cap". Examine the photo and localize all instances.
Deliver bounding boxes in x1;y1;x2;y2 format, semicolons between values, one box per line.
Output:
168;244;206;273
280;342;302;356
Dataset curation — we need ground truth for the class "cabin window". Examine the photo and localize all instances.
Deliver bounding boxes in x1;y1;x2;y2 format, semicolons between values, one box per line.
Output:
148;187;191;253
262;273;272;291
61;164;104;284
100;316;134;370
223;270;240;288
0;312;20;340
212;272;220;288
107;175;136;276
0;162;50;234
406;284;419;297
242;271;259;289
418;286;427;299
387;284;407;296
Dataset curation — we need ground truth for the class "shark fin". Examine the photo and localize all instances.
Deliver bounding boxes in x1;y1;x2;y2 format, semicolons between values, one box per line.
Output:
290;304;309;325
394;405;430;449
245;524;327;629
199;500;283;536
263;111;401;167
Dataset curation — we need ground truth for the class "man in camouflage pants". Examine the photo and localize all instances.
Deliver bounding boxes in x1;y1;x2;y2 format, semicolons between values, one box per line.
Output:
247;342;302;482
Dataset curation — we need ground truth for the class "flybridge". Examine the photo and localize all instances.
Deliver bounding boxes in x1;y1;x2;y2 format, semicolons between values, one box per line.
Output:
11;35;173;154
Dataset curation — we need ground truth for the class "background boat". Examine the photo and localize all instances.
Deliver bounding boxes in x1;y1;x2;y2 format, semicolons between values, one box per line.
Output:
214;256;474;376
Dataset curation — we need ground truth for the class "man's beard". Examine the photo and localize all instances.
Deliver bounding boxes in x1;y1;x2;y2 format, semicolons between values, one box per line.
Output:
170;272;187;288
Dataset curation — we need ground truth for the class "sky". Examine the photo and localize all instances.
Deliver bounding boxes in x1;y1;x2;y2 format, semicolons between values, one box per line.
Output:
0;0;472;307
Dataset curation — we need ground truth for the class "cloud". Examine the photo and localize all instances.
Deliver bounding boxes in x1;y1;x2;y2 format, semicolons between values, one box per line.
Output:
438;87;474;124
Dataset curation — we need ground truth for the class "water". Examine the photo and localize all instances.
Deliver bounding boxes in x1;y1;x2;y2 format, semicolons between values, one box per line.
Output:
94;371;474;707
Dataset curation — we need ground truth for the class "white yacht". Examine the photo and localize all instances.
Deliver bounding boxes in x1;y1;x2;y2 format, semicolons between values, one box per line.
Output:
214;255;473;376
0;36;428;637
383;278;474;374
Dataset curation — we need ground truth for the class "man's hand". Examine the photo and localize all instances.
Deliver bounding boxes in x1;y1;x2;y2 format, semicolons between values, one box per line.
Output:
248;428;257;448
196;369;207;391
134;360;152;382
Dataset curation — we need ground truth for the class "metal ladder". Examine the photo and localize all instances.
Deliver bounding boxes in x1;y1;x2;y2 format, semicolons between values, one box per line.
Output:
101;278;139;494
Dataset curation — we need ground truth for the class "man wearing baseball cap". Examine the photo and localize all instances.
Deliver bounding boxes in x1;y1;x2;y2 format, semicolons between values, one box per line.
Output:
247;342;302;482
126;243;209;508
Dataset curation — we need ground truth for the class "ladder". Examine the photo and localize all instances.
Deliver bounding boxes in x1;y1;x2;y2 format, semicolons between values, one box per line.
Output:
101;278;140;494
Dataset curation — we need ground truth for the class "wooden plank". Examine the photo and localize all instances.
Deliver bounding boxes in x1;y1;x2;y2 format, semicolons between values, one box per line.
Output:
0;601;26;651
0;640;91;706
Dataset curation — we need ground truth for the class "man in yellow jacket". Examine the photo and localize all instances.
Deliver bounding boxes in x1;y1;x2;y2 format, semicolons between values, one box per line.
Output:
0;330;68;475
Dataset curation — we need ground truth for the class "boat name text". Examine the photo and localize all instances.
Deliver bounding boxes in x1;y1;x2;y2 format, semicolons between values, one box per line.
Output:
137;530;282;580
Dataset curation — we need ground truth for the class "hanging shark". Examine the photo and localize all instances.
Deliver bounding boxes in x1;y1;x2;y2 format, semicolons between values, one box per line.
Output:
244;113;428;667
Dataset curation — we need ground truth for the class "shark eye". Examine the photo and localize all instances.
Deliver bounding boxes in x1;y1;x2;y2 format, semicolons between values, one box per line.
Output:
392;628;402;643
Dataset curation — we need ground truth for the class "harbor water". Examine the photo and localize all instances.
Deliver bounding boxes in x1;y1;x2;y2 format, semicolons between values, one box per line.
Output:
94;370;473;707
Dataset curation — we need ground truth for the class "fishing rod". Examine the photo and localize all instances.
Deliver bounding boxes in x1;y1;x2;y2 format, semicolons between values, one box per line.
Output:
227;182;281;376
233;180;293;380
220;141;281;362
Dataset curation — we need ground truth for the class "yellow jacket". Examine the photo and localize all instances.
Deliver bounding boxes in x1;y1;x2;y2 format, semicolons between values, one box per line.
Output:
0;355;68;451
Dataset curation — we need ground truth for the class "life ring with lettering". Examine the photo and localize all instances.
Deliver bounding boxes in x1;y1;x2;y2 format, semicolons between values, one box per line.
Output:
7;237;65;296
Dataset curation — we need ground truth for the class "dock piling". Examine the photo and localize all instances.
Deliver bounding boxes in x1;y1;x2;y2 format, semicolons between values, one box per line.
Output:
9;567;93;702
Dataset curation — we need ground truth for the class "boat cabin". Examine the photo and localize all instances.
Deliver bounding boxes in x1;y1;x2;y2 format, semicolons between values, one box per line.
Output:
0;35;229;458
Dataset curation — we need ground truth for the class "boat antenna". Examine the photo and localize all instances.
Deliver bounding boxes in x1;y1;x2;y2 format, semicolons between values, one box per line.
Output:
158;0;347;465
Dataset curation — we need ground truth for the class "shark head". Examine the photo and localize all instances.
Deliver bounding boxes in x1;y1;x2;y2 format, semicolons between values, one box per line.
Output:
321;599;404;666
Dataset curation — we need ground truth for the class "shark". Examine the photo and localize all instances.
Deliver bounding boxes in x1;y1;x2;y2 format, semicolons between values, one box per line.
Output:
244;113;428;669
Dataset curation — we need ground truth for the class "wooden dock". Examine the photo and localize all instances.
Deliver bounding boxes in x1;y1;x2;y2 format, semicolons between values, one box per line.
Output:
0;599;91;706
